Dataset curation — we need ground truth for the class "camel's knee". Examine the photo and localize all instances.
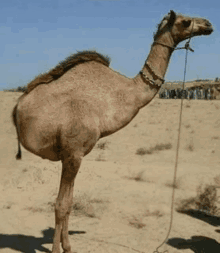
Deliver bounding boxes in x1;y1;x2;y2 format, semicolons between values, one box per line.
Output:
55;200;72;222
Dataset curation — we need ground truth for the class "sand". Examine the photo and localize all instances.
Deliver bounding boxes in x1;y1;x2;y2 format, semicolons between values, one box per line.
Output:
0;90;220;253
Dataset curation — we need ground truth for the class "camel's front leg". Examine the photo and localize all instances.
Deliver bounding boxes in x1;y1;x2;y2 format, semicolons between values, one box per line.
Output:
52;154;81;253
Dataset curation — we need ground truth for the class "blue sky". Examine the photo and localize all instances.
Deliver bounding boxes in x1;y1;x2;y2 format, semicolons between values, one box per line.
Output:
0;0;219;90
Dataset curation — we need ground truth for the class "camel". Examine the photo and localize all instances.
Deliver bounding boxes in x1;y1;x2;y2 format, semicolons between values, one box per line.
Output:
12;10;213;253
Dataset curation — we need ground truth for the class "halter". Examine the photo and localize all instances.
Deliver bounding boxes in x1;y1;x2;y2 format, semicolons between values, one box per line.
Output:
140;19;195;87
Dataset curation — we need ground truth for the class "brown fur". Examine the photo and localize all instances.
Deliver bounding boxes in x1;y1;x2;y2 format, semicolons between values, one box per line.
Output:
25;50;110;94
154;11;177;40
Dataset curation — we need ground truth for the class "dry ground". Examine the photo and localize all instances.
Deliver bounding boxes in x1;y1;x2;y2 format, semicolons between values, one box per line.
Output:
0;91;220;253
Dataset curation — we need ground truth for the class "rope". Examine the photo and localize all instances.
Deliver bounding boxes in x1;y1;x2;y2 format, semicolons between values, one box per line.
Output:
153;20;195;253
153;47;189;253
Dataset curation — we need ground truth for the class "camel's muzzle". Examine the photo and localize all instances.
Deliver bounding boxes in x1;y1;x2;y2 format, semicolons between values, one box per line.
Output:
204;27;214;35
204;20;214;34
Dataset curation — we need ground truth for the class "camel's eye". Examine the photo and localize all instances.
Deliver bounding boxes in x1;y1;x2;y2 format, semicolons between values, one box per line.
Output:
182;20;191;28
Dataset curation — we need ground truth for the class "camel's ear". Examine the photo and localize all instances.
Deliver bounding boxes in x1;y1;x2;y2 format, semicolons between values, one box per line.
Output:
168;10;176;27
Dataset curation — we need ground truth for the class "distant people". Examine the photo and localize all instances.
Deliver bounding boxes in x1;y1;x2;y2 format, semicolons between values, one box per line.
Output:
204;88;208;99
182;89;187;99
169;89;172;99
197;89;202;99
163;89;166;99
174;88;177;99
176;88;182;99
167;89;171;99
181;88;185;99
168;89;171;99
201;88;205;99
164;89;168;99
202;88;205;99
185;89;190;100
212;87;217;100
207;88;211;100
189;89;194;99
170;89;176;99
193;89;197;99
186;89;189;99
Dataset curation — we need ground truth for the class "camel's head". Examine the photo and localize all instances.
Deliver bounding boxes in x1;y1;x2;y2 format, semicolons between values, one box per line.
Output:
154;10;213;45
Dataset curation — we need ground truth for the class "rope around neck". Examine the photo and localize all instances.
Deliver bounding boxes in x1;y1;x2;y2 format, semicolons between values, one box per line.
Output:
153;19;195;253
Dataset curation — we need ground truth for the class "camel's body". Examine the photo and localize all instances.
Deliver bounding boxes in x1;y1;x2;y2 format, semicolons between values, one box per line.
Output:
16;62;143;161
12;11;213;253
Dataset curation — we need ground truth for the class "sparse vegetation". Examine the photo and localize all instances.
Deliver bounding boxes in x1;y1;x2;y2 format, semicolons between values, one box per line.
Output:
25;202;55;213
128;209;163;229
95;140;109;161
176;184;220;216
195;184;219;215
186;143;194;151
185;124;191;128
47;201;55;212
144;210;163;218
214;175;220;186
128;216;146;229
3;202;14;210
125;171;146;182
212;136;219;140
132;171;145;182
25;206;44;213
95;154;106;161
73;201;96;218
96;140;109;150
154;143;172;151
72;194;106;218
136;143;172;156
165;179;181;189
136;147;153;155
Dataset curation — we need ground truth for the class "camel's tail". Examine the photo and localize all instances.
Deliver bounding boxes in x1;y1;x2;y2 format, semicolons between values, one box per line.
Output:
12;104;22;160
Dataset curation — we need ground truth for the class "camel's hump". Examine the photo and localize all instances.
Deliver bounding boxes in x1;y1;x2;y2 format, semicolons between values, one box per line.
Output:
26;50;111;94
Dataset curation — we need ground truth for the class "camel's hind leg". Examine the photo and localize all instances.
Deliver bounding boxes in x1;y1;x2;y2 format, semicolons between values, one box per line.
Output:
52;153;82;253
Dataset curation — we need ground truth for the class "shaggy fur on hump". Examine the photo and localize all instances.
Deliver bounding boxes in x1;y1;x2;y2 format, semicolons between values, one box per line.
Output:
25;50;111;94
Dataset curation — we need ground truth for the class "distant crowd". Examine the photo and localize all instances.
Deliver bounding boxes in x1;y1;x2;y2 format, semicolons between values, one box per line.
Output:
159;87;213;100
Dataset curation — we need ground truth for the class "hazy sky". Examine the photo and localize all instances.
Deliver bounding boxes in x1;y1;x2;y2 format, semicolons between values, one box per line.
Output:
0;0;219;90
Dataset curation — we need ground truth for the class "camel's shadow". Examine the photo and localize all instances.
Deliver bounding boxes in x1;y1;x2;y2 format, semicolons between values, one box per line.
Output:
167;209;220;252
167;236;220;253
178;209;220;227
0;227;85;253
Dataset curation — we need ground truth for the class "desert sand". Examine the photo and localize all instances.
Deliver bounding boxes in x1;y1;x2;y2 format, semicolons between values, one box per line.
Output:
0;90;220;253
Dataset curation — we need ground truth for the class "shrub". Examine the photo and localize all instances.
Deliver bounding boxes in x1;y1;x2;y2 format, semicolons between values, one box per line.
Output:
136;143;172;155
176;184;220;216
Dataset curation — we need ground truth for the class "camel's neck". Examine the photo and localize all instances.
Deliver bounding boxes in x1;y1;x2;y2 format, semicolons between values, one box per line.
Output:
133;32;176;108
